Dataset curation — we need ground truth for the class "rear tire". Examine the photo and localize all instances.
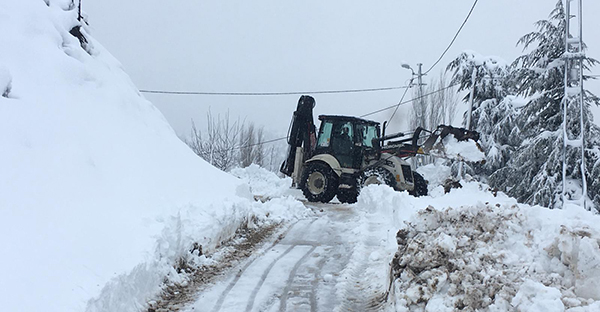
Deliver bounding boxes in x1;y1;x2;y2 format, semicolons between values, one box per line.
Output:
301;162;338;203
409;172;428;197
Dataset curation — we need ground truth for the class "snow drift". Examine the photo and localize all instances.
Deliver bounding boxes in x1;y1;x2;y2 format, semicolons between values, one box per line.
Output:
356;164;600;311
0;2;305;312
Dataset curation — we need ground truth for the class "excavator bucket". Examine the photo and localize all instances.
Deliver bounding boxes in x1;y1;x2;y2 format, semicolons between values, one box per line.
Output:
421;125;484;163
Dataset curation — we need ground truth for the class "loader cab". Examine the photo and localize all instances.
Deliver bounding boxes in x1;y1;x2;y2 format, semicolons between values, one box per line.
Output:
314;115;380;169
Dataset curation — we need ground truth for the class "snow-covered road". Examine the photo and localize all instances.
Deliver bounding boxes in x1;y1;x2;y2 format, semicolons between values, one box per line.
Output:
185;201;391;312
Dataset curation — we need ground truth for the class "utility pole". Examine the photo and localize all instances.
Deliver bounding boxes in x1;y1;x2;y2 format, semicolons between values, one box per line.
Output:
416;63;425;129
562;0;587;210
415;64;426;167
401;62;427;167
402;63;427;129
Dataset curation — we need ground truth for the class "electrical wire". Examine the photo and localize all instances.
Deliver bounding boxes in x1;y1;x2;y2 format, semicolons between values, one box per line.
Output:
386;79;413;125
360;83;460;118
139;85;410;96
203;83;459;152
423;0;479;75
217;136;288;153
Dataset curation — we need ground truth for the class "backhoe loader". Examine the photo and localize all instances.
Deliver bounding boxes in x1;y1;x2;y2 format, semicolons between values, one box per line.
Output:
280;95;482;203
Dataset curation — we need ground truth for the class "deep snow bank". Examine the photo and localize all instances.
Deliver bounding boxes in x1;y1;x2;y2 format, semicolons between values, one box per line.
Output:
0;2;305;312
356;166;600;311
230;164;293;199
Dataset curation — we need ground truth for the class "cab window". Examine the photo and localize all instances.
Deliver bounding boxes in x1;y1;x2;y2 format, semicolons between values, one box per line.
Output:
317;121;333;147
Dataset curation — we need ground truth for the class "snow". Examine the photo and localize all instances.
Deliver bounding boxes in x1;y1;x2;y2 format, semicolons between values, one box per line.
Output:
230;164;293;199
355;165;600;311
0;2;306;312
441;136;485;162
511;280;564;312
507;94;530;109
5;2;600;312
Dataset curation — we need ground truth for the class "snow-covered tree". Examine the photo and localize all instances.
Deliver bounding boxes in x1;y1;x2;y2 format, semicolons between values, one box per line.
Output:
447;51;518;176
489;1;600;210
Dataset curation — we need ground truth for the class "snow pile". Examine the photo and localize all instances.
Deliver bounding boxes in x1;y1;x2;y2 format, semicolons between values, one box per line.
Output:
441;136;485;163
357;172;600;311
0;2;305;312
416;163;452;194
230;164;293;199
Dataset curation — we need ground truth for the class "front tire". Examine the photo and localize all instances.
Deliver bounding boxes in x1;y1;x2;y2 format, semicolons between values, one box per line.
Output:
301;162;338;203
361;167;396;189
409;172;428;197
337;188;359;204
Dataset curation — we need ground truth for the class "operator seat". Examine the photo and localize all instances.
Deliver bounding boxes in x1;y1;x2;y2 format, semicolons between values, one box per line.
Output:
332;126;354;167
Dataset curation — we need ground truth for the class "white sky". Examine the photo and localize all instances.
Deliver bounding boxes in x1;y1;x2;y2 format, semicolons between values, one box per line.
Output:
85;0;600;137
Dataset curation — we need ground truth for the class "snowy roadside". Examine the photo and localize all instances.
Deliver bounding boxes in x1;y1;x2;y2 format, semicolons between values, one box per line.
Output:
0;3;308;311
88;166;308;312
354;164;600;311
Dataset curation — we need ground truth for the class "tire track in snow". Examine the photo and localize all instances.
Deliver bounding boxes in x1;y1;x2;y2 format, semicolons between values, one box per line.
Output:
211;220;300;312
148;222;283;312
278;245;317;312
310;255;328;311
211;218;318;312
335;234;389;311
244;245;296;311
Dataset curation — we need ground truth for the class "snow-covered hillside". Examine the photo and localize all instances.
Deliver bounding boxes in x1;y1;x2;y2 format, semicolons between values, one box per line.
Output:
0;2;306;312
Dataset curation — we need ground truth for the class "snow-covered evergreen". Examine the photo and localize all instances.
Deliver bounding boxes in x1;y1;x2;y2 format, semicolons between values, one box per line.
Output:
449;1;600;211
447;51;518;177
500;1;600;210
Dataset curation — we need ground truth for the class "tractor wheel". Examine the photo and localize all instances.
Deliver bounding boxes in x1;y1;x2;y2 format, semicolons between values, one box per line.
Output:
301;162;338;203
409;172;428;197
361;167;396;189
337;188;359;204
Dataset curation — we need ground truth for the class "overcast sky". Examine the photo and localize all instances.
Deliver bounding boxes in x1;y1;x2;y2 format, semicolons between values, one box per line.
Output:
85;0;600;138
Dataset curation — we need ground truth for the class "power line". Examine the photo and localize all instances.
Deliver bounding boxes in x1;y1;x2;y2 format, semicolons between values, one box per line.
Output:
208;83;459;152
139;85;410;96
387;79;413;124
187;83;460;153
219;136;288;153
360;83;460;118
423;0;479;75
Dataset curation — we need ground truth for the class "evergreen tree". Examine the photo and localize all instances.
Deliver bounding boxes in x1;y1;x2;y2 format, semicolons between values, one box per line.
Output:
490;1;600;210
447;51;518;177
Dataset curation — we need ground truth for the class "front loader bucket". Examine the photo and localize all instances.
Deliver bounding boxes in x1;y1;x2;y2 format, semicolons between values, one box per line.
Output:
422;125;484;163
437;125;480;142
421;132;441;154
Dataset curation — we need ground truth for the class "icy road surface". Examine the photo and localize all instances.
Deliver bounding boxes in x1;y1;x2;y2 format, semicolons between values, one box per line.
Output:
185;199;392;312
